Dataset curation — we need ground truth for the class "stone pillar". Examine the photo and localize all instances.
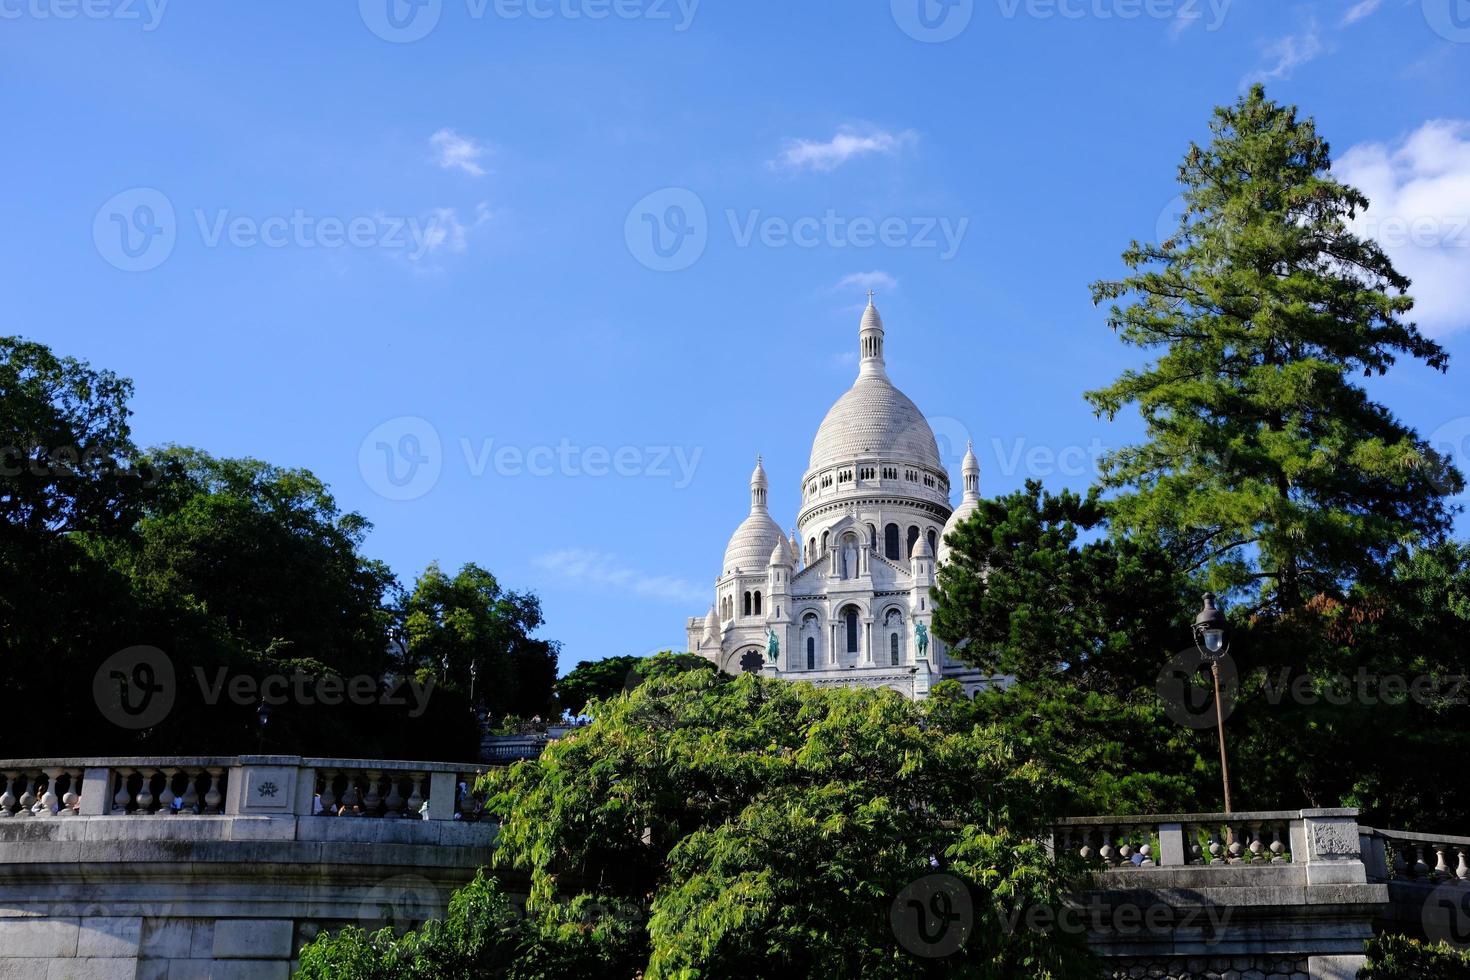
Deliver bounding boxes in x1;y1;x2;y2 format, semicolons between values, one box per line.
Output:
426;771;458;821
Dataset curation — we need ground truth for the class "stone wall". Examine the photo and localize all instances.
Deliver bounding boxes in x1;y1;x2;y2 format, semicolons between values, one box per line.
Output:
1105;956;1309;980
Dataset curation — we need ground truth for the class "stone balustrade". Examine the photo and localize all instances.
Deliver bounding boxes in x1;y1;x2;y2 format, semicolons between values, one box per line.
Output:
2;757;1463;980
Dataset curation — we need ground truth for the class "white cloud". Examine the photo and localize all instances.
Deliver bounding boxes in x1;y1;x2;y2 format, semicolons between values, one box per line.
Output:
1336;120;1470;337
1340;0;1381;26
412;202;492;260
430;128;489;177
835;271;897;294
771;127;916;174
534;550;708;604
1244;21;1324;84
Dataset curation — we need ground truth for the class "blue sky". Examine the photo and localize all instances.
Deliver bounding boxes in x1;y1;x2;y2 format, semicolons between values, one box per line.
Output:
4;0;1468;672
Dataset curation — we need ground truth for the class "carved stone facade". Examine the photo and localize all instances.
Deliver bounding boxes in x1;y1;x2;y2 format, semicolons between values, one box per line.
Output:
684;297;1005;700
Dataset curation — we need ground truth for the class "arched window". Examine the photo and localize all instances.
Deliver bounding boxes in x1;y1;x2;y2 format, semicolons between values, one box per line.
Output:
821;531;829;553
753;591;762;615
927;529;937;556
890;633;899;665
884;523;900;560
845;607;859;654
743;592;751;616
867;524;877;550
806;636;815;670
808;538;816;562
906;525;920;557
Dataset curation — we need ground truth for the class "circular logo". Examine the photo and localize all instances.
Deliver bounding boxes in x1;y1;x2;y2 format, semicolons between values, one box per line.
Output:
925;415;974;479
890;873;973;958
1423;881;1470;949
1424;0;1470;43
624;187;707;272
359;0;442;42
890;0;974;43
1427;416;1470;502
93;188;176;273
358;875;443;934
93;645;176;730
1156;647;1238;730
1154;193;1191;251
358;416;442;501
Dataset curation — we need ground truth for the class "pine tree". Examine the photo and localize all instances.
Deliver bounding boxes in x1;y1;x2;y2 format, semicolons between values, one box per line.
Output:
1087;86;1463;617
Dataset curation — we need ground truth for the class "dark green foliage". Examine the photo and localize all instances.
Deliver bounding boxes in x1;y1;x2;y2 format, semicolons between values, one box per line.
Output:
1086;85;1462;617
1360;934;1470;979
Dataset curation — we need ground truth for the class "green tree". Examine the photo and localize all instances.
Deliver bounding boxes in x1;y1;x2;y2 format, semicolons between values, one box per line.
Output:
486;670;1095;978
396;562;558;719
555;655;643;716
1086;85;1462;618
934;481;1190;694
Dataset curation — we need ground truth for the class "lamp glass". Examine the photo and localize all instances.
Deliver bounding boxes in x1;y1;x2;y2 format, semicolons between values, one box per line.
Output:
1202;628;1225;654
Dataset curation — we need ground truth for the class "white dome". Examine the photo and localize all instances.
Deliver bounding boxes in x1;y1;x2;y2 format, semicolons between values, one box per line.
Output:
938;442;981;566
808;376;941;472
724;511;785;574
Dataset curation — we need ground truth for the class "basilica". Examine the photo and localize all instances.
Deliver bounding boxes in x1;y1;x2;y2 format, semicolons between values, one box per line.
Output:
685;296;1006;699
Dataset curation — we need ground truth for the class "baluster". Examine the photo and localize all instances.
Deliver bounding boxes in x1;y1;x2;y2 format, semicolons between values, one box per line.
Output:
363;770;382;816
318;769;337;816
112;769;134;813
0;771;17;817
1456;847;1470;883
384;775;404;818
405;773;424;819
179;770;200;815
1185;824;1202;865
1434;844;1451;882
156;768;178;816
1226;823;1243;863
1247;822;1263;864
1271;824;1288;863
1099;826;1116;868
61;770;82;816
36;768;59;816
135;770;155;814
1391;839;1408;878
1138;840;1154;868
18;773;37;817
203;768;224;814
1204;825;1222;865
1414;844;1431;880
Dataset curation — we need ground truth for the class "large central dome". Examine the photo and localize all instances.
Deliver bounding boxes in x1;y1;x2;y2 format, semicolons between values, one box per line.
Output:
808;376;941;471
807;299;941;473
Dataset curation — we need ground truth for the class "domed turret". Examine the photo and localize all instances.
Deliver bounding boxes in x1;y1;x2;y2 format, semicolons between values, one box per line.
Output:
806;296;942;475
769;538;791;567
723;455;785;574
702;605;719;645
937;442;981;566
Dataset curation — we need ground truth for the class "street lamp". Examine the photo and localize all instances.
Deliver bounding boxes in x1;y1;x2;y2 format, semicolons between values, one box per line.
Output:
1192;593;1234;814
255;698;273;753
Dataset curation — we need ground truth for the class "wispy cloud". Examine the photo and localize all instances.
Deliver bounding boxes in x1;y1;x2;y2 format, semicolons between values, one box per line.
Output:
1336;120;1470;337
1340;0;1381;26
430;128;489;177
1244;21;1324;85
771;127;916;174
412;202;493;260
835;271;897;294
534;550;707;604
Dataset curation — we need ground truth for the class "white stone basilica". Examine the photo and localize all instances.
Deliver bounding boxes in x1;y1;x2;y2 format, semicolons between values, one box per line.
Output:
685;296;1005;700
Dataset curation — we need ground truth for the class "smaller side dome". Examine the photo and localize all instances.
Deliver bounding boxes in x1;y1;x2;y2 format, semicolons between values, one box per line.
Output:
769;539;791;567
938;442;982;567
703;605;719;643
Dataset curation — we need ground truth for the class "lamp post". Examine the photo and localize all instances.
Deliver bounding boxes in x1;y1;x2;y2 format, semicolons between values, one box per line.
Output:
255;698;273;753
1192;593;1234;814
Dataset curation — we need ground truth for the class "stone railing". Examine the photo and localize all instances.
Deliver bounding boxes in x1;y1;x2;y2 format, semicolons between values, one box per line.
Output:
1361;825;1470;884
0;755;486;820
1054;808;1309;869
480;735;550;764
